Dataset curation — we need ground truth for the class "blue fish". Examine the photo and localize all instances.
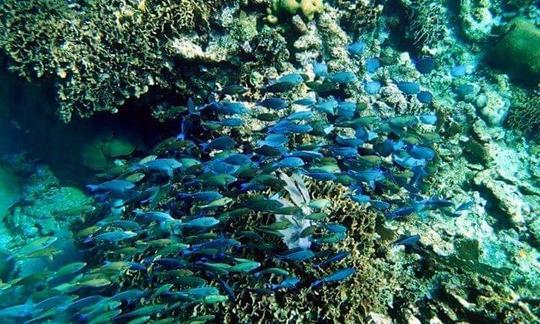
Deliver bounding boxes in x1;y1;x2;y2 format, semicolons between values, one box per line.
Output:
328;71;357;84
386;206;416;220
451;200;474;216
288;150;323;160
287;110;314;121
313;251;350;268
330;146;358;158
259;97;289;110
201;136;237;151
407;145;435;160
369;200;390;210
415;57;435;74
218;101;248;115
417;90;433;104
86;180;135;197
350;194;370;203
365;57;380;73
223;153;252;165
313;62;328;78
396;81;421;95
277;249;315;262
364;80;381;94
269;276;300;290
294;98;317;106
337;101;356;120
450;65;467;77
273;157;305;168
269;120;313;134
335;135;363;147
419;114;437;125
455;83;475;97
347;41;367;56
259;133;288;147
304;170;337;181
326;223;347;233
374;139;404;156
394;234;421;247
349;169;385;183
311;267;355;288
314;98;338;115
393;151;427;169
265;73;304;92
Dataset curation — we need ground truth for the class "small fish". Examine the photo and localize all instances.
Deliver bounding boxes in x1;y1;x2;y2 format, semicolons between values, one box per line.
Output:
16;236;58;256
386;206;416;220
314;98;338;115
111;289;146;303
311;267;355;288
203;294;228;304
337;101;356;120
269;276;300;290
394;234;421;247
313;62;328;78
221;84;248;95
277;249;315;262
419;114;437;125
254;267;290;277
328;71;357;84
417;90;433;104
407;145;435;160
229;259;261;273
258;97;289;110
245;198;284;212
364;81;381;94
415;57;436;74
450;65;467;77
212;101;248;115
256;112;280;121
181;217;220;228
134;209;176;223
259;133;288;147
265;73;304;92
273;157;305;168
313;251;350;268
396;81;421;95
365;57;380;73
269;120;313;134
178;191;223;203
347;41;367;56
135;158;183;178
287;110;314;121
201;136;237;151
88;231;137;243
293;98;316;106
451;200;474;216
86;180;135;197
309;199;330;210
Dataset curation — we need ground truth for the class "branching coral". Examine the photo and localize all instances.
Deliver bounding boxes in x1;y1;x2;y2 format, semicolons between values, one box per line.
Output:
0;0;222;122
404;0;448;50
506;88;540;139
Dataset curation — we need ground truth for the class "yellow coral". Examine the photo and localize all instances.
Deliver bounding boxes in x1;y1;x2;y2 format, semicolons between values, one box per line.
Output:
267;0;324;23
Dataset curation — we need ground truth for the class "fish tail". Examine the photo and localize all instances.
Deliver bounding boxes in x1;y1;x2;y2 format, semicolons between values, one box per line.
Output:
85;184;99;192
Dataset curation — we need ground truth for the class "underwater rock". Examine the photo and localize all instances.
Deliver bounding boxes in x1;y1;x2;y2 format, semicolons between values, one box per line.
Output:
490;18;540;86
473;170;529;230
459;0;495;42
478;88;510;126
81;131;137;171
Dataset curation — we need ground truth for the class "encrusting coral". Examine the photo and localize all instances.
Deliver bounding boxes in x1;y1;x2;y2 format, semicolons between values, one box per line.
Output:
267;0;324;23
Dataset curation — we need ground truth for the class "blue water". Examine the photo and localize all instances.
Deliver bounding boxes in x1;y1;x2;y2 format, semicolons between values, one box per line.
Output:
0;0;539;322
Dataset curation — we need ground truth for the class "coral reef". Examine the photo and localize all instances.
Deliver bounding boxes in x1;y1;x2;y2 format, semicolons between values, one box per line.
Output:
267;0;325;23
506;87;540;138
0;0;228;121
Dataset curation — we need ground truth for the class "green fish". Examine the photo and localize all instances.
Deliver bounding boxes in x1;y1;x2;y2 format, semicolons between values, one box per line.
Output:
230;259;261;273
203;294;228;304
